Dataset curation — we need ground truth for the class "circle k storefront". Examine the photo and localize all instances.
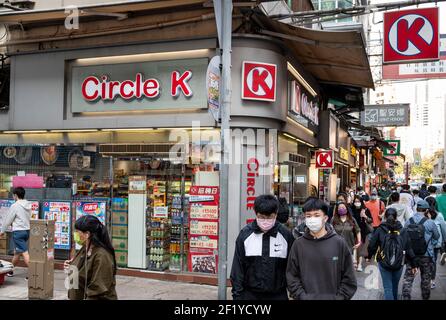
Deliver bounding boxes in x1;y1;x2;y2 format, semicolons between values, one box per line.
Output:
0;35;319;283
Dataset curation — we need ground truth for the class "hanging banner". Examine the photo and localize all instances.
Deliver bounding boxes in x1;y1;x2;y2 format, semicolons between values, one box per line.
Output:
361;104;410;127
384;140;401;156
206;56;220;122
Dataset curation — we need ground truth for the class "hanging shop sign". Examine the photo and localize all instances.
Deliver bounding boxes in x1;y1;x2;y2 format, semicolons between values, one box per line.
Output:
70;58;208;113
383;7;439;64
339;147;349;161
242;61;277;102
383;140;401;156
288;80;319;130
206;56;220;122
315;150;334;169
351;145;357;157
361;104;410;127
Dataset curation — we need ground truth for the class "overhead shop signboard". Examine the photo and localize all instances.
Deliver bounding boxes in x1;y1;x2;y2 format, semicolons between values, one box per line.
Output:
383;7;440;64
383;140;400;156
361;104;410;127
288;80;320;132
69;58;208;113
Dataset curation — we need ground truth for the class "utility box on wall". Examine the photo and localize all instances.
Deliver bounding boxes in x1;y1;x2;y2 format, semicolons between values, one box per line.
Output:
28;220;55;300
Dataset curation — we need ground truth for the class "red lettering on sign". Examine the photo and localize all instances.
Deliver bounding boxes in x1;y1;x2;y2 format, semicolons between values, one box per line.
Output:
171;70;193;97
82;76;100;101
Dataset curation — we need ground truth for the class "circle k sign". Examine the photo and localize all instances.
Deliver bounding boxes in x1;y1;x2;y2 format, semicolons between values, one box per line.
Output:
242;61;277;102
383;7;439;63
315;150;334;169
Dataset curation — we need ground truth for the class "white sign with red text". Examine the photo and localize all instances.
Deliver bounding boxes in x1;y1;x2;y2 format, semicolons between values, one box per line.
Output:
70;58;208;113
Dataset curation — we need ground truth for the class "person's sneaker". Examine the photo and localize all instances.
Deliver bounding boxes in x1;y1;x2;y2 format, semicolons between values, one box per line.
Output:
357;264;363;272
6;271;13;277
440;252;446;266
431;282;436;289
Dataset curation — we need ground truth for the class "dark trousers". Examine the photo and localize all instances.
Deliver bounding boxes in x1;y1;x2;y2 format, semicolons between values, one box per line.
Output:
432;248;441;280
238;290;289;300
402;256;434;300
379;263;403;300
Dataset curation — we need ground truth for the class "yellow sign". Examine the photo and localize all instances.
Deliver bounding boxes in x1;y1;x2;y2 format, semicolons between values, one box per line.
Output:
351;145;357;156
340;147;349;160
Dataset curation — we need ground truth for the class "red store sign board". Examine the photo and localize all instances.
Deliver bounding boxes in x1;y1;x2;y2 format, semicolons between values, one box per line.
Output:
242;61;277;102
383;7;439;64
315;150;334;169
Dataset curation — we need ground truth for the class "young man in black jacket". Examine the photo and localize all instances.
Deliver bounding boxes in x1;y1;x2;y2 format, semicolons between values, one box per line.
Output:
230;195;294;300
286;198;357;300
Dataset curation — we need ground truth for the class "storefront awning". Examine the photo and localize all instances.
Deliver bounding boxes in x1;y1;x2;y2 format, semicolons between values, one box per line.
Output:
253;14;374;89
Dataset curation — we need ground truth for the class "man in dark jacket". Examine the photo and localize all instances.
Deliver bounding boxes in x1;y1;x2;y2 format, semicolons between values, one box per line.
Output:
419;184;429;199
286;198;357;300
230;194;294;300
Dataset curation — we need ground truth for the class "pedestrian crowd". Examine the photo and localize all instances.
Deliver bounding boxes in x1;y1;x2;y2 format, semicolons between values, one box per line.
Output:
231;183;446;300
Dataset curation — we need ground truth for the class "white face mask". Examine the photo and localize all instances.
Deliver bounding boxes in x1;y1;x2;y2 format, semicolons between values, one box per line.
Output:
305;216;325;233
354;202;361;208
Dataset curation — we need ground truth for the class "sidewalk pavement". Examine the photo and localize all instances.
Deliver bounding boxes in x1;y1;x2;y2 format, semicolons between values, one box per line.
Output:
0;260;445;300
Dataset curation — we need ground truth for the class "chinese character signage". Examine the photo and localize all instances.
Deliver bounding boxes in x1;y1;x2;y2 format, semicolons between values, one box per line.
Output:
384;140;401;156
188;186;219;274
361;104;410;127
339;147;349;161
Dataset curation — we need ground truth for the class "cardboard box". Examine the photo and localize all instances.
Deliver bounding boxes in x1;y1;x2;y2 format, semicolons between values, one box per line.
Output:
112;212;128;225
112;238;128;251
115;250;128;267
112;225;128;238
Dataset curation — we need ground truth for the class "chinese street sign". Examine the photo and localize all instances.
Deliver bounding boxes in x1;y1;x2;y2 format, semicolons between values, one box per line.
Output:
361;104;410;127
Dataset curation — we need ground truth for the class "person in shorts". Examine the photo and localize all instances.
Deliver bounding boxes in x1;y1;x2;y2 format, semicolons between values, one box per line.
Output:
0;187;32;277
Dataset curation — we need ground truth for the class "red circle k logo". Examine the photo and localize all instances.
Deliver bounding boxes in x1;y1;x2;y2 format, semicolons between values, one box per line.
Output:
242;61;277;102
383;8;439;63
389;14;434;56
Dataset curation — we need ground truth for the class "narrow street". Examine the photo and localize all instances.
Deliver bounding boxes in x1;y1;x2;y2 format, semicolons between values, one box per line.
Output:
1;260;445;300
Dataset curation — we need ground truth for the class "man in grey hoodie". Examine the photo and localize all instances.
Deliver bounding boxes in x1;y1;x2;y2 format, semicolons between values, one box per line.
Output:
286;197;357;300
0;187;31;276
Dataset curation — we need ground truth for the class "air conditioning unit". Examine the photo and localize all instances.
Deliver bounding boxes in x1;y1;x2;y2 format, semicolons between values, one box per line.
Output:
279;152;306;165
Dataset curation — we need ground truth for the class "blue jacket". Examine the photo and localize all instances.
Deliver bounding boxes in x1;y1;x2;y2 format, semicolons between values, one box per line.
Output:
404;213;440;259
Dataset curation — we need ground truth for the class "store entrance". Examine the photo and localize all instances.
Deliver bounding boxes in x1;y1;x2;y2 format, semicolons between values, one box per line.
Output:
110;156;192;272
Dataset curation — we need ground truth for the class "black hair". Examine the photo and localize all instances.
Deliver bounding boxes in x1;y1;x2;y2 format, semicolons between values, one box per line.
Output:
337;193;348;202
75;215;117;274
277;197;289;223
421;184;427;190
402;184;411;191
426;196;436;209
412;189;420;195
357;186;363;191
302;197;328;215
443;184;446;193
390;191;400;203
254;195;279;216
12;187;25;199
428;185;437;194
385;208;398;229
352;194;365;205
429;208;438;220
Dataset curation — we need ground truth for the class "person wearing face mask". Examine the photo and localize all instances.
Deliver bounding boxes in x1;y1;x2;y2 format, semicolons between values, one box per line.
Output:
230;195;294;300
331;203;361;270
286;198;357;300
365;191;386;231
378;184;391;204
350;196;373;272
328;193;353;221
65;215;117;300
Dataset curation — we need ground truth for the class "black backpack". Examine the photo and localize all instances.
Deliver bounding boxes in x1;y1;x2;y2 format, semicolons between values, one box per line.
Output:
406;217;428;256
379;226;405;270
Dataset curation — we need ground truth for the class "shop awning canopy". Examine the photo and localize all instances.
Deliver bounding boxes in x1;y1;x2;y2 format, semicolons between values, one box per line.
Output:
253;14;374;89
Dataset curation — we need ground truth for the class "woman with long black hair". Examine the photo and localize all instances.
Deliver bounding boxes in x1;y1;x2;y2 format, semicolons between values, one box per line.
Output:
350;195;373;272
65;215;117;300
